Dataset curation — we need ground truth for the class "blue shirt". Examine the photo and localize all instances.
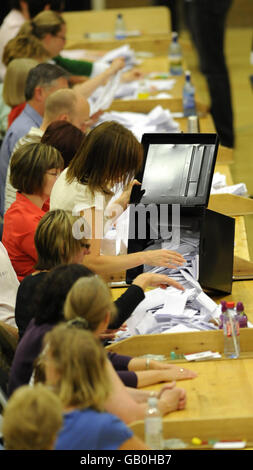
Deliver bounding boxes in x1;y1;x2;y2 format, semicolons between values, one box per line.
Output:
0;104;42;217
55;408;133;450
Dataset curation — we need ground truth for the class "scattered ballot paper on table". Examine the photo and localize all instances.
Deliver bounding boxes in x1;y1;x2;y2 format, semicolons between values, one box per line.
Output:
97;106;180;141
184;351;222;361
211;172;247;196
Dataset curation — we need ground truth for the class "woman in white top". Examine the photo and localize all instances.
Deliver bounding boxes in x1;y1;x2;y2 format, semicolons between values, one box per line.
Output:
50;121;185;275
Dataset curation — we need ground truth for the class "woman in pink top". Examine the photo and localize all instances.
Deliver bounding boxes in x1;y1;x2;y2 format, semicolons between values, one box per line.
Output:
2;141;63;280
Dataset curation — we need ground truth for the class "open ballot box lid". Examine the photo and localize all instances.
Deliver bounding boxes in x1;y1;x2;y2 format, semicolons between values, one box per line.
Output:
126;133;235;294
130;132;219;207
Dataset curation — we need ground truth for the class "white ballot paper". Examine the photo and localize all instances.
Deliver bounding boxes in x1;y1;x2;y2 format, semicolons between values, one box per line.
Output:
97;44;138;67
89;71;123;115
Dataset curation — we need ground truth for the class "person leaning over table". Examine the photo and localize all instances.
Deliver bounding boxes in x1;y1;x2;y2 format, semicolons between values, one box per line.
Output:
0;0;65;81
50;121;186;276
2;28;125;100
63;274;197;388
8;264;187;426
5;10;141;97
2;142;64;281
15;209;187;340
43;325;149;450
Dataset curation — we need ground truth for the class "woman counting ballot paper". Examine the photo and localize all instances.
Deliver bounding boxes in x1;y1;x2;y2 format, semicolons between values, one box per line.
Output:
50;121;185;276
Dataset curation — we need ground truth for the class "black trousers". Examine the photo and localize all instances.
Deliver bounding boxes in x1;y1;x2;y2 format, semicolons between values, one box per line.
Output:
184;0;234;148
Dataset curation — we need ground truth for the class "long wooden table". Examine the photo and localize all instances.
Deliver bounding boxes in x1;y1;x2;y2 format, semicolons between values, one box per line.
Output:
107;327;253;449
62;16;253;446
63;6;172;56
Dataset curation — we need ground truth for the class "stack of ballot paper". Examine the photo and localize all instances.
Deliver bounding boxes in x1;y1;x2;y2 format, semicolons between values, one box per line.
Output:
96;106;180;141
113;226;222;340
184;351;222;361
96;44;139;68
211;172;247;196
88;71;123;115
114;78;176;100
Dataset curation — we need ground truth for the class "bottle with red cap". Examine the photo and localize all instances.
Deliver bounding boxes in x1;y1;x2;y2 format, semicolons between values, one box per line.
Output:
223;301;240;359
236;302;248;328
219;300;227;329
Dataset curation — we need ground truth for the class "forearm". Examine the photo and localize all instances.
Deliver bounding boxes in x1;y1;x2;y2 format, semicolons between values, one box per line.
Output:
83;251;146;274
134;370;169;388
126;387;178;417
74;67;116;98
110;284;145;329
104;360;148;423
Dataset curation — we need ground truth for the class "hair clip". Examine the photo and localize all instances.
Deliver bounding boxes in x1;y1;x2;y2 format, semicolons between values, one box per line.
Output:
66;317;89;330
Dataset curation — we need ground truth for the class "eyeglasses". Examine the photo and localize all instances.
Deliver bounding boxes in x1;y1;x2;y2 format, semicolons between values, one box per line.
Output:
55;34;66;41
80;242;91;250
46;171;61;178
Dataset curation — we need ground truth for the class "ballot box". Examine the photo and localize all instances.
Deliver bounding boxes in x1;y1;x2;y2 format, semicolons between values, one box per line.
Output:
126;133;235;294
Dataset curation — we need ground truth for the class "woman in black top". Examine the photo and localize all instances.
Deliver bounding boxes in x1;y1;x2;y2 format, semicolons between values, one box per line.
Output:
15;209;184;339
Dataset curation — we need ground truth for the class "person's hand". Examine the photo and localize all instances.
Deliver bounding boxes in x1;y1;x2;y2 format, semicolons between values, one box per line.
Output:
152;363;197;381
159;386;186;413
84;110;104;128
144;249;185;269
99;325;126;341
116;179;141;210
121;68;144;83
132;272;185;292
109;57;125;74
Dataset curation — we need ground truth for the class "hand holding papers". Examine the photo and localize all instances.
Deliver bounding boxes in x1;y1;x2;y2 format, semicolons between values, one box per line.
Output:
88;70;123;115
96;44;139;68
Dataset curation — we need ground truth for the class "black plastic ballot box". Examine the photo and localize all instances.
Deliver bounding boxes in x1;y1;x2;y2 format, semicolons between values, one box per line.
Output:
126;133;235;294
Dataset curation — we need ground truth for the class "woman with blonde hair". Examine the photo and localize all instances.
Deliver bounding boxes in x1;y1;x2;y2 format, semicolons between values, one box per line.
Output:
2;34;50;69
2;384;63;450
14;208;184;340
4;9;125;97
3;58;39;127
14;209;91;339
43;325;149;450
8;264;187;427
0;0;64;80
64;276;196;389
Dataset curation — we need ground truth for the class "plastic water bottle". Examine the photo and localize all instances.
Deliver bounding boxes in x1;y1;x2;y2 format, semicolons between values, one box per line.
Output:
236;302;248;328
169;32;183;75
223;301;240;359
115;13;126;39
145;397;163;449
183;70;196;117
219;300;227;329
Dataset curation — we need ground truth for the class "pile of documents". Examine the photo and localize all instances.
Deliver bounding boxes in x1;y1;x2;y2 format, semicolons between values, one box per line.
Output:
96;106;180;141
211;172;247;196
114;77;176;100
114;228;221;341
95;44;139;69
